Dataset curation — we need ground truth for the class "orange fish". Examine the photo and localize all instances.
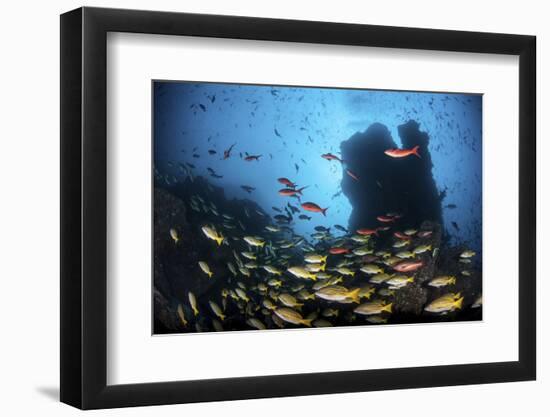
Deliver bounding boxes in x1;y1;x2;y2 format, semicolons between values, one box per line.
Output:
393;260;424;272
329;247;349;255
384;145;421;159
301;202;328;216
357;228;378;236
346;169;359;181
377;215;396;223
279;186;307;196
278;177;296;188
244;154;262;161
321;153;343;163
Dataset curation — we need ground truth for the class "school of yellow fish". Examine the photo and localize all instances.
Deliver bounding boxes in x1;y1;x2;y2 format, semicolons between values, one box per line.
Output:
171;193;481;332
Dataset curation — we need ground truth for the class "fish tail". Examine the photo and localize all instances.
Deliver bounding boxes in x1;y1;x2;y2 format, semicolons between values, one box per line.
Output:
302;318;313;327
382;303;393;313
220;314;226;321
208;272;213;278
454;297;464;310
215;236;224;246
412;145;421;158
451;277;456;285
321;207;328;216
193;308;199;316
348;288;361;304
310;274;317;281
320;263;326;272
321;255;328;263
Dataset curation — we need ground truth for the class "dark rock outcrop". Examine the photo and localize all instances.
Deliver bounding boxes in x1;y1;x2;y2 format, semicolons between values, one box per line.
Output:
340;120;442;232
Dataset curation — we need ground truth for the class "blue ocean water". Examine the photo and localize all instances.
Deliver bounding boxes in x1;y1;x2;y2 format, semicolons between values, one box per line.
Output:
154;81;482;252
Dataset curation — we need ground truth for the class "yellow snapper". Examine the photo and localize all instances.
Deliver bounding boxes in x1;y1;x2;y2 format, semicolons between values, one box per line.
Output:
188;292;199;316
235;288;250;302
274;307;312;326
246;317;267;330
305;263;326;273
278;293;303;308
460;250;476;258
287;266;317;281
424;293;463;313
428;275;456;287
361;264;384;275
201;225;224;246
413;244;432;255
315;285;361;303
243;236;266;247
354;300;393;315
198;261;213;278
335;267;355;277
209;301;225;321
369;273;393;284
169;228;179;244
386;275;414;288
176;303;188;326
304;254;328;264
263;265;283;276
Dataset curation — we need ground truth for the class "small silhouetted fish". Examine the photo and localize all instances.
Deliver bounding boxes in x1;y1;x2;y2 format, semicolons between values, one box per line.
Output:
274;128;282;138
193;153;200;158
211;174;223;179
199;104;206;112
452;221;460;231
186;163;195;169
208;149;217;155
287;203;300;214
241;185;255;193
295;163;299;173
299;214;311;221
445;204;457;209
272;207;282;213
334;225;347;232
314;226;330;232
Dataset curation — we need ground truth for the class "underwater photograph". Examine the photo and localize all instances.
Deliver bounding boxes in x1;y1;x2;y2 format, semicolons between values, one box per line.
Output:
152;81;482;334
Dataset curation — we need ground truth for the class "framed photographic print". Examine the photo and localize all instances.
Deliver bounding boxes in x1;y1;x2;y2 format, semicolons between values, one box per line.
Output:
60;6;536;409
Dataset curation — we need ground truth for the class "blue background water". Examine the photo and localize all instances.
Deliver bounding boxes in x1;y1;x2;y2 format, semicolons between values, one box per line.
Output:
154;81;482;251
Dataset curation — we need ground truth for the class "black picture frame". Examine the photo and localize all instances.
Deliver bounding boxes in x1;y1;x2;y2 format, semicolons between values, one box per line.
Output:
60;6;536;410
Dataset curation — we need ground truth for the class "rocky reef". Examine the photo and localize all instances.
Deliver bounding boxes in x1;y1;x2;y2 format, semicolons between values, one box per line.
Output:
341;120;442;232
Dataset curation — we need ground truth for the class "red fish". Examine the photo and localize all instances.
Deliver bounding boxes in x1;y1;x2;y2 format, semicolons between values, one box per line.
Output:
394;231;411;240
301;202;328;216
357;228;378;236
329;247;349;255
244;154;262;161
223;143;236;160
384;145;421;159
321;153;343;163
393;260;424;272
418;230;433;238
278;186;307;196
346;169;359;181
377;215;396;223
278;178;296;188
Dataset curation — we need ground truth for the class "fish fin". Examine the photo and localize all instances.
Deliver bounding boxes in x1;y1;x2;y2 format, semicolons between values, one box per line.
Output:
320;263;326;272
215;236;224;246
321;207;328;216
454;297;464;310
193;308;199;316
302;319;313;327
321;256;328;263
412;145;421;158
383;303;393;313
348;288;361;304
208;272;213;278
